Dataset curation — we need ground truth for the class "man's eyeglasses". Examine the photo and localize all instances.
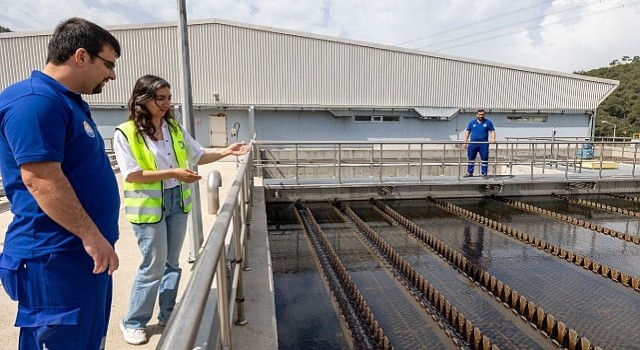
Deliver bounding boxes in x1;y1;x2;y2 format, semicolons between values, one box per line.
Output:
93;54;116;71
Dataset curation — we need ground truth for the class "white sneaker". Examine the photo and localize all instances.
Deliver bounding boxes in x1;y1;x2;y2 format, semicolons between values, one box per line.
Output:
120;322;148;345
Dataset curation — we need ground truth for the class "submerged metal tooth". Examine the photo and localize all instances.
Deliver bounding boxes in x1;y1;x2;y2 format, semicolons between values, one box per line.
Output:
525;301;536;321
545;314;555;335
609;268;619;280
567;329;578;350
535;308;545;329
464;320;473;342
481;335;491;350
479;271;488;286
438;295;446;313
620;272;629;285
456;313;466;333
472;328;482;348
503;285;512;302
450;305;458;325
574;256;583;266
577;337;591;350
444;300;452;322
495;281;504;298
554;321;567;345
631;277;640;290
509;290;518;308
517;295;527;314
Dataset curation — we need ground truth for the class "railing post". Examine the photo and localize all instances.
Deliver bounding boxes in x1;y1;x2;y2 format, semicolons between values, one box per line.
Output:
599;142;605;178
420;143;424;181
295;143;299;185
338;143;342;184
564;143;578;180
440;143;445;176
233;204;247;326
379;143;384;183
458;142;463;180
492;142;498;178
407;143;411;177
216;254;232;349
530;142;535;180
508;143;514;176
542;143;547;174
633;145;638;178
333;143;337;179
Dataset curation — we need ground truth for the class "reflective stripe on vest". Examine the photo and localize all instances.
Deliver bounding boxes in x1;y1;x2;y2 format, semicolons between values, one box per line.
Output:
116;120;192;224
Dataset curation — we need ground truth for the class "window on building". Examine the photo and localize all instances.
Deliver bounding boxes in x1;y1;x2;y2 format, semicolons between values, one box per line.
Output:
507;115;548;123
353;115;400;123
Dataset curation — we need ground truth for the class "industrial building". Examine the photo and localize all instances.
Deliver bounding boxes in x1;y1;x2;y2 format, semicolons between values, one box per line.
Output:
0;19;619;145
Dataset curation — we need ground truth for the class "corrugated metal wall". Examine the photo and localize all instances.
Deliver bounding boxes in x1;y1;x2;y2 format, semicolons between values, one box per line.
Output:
0;19;618;111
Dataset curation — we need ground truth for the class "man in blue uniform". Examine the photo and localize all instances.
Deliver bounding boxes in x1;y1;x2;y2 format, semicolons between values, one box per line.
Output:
0;18;121;349
463;109;496;179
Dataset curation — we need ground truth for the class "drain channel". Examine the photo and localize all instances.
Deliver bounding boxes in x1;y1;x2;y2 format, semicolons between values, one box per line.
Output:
497;194;640;245
385;198;599;350
552;193;640;219
333;202;477;350
490;196;640;291
294;203;393;349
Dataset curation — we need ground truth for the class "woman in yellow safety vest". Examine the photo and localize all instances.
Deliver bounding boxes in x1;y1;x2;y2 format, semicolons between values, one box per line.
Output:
113;75;248;345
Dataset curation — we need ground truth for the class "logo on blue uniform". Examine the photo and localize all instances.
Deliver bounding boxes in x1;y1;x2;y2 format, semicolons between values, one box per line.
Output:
83;121;96;138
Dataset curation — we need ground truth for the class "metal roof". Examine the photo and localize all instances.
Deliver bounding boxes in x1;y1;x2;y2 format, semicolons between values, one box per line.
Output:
0;18;619;111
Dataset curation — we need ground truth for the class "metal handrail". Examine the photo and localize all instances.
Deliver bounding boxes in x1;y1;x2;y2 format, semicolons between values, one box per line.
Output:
253;140;640;184
157;149;253;350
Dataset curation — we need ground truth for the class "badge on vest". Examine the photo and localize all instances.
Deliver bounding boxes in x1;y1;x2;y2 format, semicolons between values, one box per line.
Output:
178;140;185;149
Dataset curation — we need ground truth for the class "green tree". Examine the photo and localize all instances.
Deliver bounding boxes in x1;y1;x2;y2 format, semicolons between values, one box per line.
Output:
578;56;640;137
0;25;11;33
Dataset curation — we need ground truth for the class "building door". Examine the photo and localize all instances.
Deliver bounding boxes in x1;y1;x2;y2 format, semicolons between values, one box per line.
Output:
209;113;227;147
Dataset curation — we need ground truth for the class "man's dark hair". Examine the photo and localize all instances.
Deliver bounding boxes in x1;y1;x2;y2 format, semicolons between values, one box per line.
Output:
477;109;486;114
46;17;121;65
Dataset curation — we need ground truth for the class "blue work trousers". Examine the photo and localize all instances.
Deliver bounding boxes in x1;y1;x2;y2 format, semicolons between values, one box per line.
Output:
467;143;490;175
0;251;112;350
122;186;188;329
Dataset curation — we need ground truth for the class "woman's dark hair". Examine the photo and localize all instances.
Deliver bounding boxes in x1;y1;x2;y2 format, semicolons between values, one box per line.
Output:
46;17;121;65
127;75;178;141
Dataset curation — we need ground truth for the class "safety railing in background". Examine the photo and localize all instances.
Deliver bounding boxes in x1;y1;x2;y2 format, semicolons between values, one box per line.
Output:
157;148;253;350
103;137;114;152
253;140;640;184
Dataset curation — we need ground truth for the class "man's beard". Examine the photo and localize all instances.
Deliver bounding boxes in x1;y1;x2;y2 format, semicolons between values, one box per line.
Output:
92;81;105;94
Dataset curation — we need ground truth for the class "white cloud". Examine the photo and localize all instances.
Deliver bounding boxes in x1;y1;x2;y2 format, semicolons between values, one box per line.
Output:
0;0;638;72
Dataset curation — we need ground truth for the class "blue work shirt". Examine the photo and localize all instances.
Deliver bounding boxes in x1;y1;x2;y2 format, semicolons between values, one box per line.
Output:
0;71;120;258
466;118;495;142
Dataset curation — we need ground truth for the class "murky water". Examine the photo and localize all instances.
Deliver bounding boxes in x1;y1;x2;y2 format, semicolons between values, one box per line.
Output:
268;196;640;349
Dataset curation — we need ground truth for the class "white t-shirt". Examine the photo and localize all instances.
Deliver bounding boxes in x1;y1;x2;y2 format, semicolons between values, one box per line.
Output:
114;119;205;189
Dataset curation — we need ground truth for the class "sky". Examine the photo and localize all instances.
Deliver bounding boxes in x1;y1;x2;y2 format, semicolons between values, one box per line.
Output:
1;0;639;73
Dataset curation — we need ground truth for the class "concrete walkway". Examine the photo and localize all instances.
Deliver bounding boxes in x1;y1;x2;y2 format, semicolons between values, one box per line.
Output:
0;154;277;349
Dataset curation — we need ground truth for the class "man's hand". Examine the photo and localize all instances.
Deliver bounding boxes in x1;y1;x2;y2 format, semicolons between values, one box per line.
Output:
82;233;119;274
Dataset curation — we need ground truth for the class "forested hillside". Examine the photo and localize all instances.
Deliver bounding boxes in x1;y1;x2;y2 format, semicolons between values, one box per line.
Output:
577;56;640;138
